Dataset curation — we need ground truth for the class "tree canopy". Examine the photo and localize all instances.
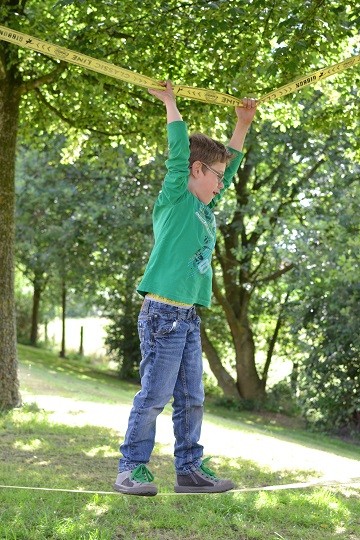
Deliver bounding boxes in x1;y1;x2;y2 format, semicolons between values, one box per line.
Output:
1;0;359;430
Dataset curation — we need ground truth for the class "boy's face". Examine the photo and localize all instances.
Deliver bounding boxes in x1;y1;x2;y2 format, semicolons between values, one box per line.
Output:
188;161;226;205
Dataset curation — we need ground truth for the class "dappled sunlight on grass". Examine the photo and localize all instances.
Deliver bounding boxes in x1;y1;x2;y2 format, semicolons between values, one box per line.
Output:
1;345;357;539
15;343;360;493
0;407;323;491
18;343;138;405
200;416;360;482
85;500;110;516
1;404;360;539
14;438;43;452
15;390;360;487
340;486;360;499
84;445;118;458
230;488;354;534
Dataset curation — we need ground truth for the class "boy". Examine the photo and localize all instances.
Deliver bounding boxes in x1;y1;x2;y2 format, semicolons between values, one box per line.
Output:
114;81;257;496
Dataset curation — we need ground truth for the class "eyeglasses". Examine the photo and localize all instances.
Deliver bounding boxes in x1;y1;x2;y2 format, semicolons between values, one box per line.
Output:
200;162;225;182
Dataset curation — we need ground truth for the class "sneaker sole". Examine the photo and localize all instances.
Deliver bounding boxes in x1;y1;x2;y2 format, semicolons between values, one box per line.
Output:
174;482;234;494
113;483;158;496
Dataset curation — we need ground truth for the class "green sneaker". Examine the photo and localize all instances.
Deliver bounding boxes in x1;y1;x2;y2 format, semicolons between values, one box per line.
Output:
175;457;234;493
114;464;158;496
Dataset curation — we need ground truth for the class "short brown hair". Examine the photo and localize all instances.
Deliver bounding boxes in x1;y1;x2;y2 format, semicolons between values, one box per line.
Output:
189;133;233;167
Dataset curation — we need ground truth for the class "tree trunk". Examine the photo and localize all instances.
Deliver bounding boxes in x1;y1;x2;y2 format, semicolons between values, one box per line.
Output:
0;68;21;409
59;278;66;358
212;267;265;401
119;276;141;381
30;280;42;346
261;291;290;388
78;326;84;356
200;325;240;400
234;315;265;400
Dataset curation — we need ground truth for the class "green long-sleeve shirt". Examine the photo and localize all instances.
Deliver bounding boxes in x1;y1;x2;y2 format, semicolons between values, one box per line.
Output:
137;121;243;307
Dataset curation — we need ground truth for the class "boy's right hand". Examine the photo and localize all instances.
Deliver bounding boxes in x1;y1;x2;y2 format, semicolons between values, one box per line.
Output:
149;80;182;123
148;80;176;103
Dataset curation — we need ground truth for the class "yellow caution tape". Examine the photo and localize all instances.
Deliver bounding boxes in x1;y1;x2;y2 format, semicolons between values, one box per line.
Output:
0;24;359;107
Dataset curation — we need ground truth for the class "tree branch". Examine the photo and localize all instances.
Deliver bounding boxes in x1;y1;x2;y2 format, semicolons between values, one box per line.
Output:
248;244;269;281
262;290;290;385
18;62;67;96
200;325;239;400
247;153;327;252
255;263;295;285
253;163;284;191
212;263;239;331
34;88;137;137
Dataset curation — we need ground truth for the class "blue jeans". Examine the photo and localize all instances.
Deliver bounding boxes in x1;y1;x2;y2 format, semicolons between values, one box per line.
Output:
119;298;204;474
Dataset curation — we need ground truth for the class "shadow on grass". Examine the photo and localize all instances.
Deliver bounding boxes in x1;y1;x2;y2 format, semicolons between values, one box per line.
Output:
0;407;359;540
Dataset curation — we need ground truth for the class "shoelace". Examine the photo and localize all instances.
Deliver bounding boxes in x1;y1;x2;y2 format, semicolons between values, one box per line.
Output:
199;457;218;479
130;464;154;484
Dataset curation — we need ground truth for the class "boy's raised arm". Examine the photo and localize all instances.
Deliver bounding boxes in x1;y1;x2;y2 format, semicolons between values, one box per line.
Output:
148;80;183;123
228;98;257;152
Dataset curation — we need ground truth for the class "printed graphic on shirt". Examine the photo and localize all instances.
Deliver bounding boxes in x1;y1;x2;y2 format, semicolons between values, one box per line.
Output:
188;206;216;277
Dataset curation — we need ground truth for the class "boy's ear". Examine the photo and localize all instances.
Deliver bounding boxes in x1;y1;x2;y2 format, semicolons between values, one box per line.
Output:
190;160;203;178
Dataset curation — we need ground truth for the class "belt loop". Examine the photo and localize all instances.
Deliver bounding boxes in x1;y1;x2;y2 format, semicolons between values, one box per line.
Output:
141;298;149;313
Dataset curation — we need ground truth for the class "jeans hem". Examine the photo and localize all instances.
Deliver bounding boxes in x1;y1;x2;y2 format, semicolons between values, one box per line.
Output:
175;459;202;475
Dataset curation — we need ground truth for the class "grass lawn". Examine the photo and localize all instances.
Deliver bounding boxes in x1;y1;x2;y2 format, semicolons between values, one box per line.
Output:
0;345;359;540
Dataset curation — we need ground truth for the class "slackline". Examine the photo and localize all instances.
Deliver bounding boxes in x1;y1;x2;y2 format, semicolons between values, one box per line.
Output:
0;478;359;497
0;25;359;107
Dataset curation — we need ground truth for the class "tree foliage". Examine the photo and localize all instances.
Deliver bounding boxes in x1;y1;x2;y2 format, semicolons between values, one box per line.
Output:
1;0;359;418
286;175;360;434
15;131;164;367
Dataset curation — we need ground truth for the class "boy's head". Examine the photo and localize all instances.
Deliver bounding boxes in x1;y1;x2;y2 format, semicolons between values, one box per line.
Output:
188;134;234;205
189;133;233;168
